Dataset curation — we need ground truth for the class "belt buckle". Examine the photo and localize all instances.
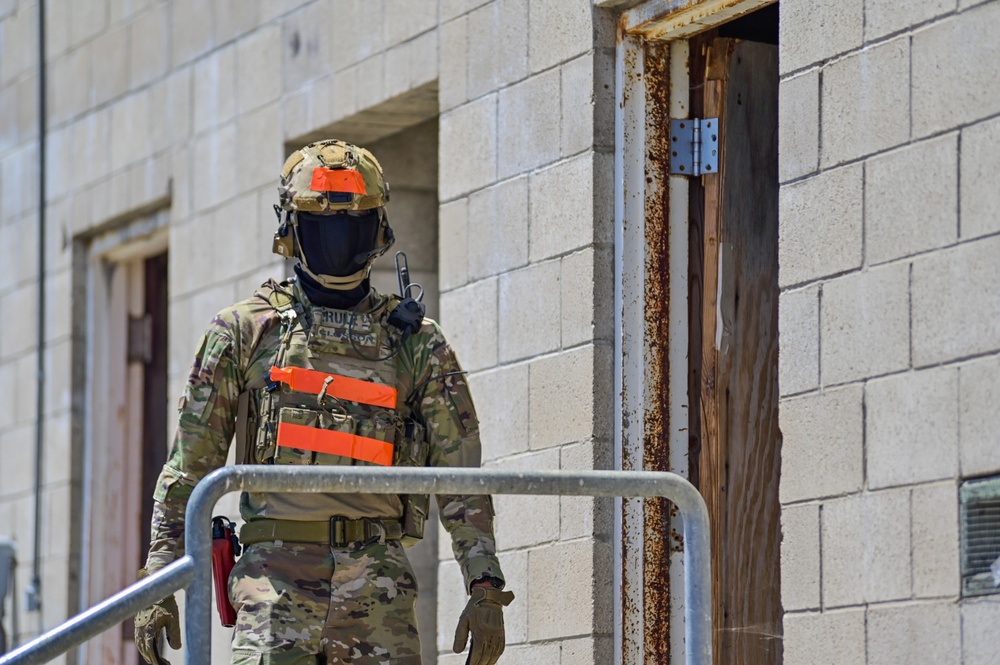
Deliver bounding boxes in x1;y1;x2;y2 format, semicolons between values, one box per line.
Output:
362;517;386;546
329;516;348;547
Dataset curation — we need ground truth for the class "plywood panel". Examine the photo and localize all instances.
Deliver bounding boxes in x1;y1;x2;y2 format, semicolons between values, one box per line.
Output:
697;37;782;665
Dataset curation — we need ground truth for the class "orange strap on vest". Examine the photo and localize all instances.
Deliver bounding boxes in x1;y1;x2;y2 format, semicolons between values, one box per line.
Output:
269;366;398;409
276;422;393;466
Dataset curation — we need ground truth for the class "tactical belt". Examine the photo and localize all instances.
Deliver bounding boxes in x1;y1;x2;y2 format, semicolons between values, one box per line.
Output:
240;517;403;547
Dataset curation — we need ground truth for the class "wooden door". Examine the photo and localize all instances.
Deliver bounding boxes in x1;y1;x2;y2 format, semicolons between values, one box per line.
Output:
688;36;782;665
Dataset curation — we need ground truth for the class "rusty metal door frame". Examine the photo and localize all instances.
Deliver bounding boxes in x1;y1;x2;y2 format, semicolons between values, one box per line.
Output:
612;2;775;663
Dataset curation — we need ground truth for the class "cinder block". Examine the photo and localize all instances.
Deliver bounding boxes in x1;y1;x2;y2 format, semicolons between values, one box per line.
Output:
130;4;170;88
911;481;960;598
498;260;561;362
69;0;104;49
866;134;958;264
783;609;866;665
821;262;910;384
384;0;436;47
110;90;152;173
439;277;498;372
958;355;1000;477
868;602;960;665
258;0;307;23
528;345;595;450
822;489;911;606
913;3;1000;138
960;116;1000;240
779;386;864;504
439;16;468;112
560;441;613;540
45;338;72;420
438;198;469;291
528;539;596;640
47;46;91;127
149;68;191;154
236;25;282;115
561;248;595;348
779;69;819;182
779;0;864;74
497;70;561;179
492;449;561;550
0;424;34;498
16;72;39;142
213;0;260;44
867;366;959;489
109;0;154;23
496;550;528;643
865;0;954;41
385;29;436;98
0;5;37;86
912;235;1000;365
93;24;130;106
963;598;1000;665
528;0;591;74
435;559;467;653
280;1;331;92
440;0;491;22
468;176;529;280
529;153;593;261
472;363;529;462
193;45;236;135
45;0;71;58
191;123;237;213
171;0;215;66
439;95;497;200
235;102;282;193
778;164;863;288
779;285;819;395
781;504;821;611
467;0;529;99
560;636;611;665
0;281;38;360
821;37;910;167
43;269;71;344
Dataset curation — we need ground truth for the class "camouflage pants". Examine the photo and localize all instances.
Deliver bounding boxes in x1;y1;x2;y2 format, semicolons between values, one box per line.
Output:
228;540;422;665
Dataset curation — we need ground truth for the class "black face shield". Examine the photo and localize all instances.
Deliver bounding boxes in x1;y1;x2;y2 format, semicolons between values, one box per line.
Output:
295;209;383;278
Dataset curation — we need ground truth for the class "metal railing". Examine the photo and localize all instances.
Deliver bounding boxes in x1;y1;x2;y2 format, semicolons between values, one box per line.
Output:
0;467;712;665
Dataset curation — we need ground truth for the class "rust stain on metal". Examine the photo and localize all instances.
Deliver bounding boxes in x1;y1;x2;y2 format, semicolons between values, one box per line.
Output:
641;41;673;665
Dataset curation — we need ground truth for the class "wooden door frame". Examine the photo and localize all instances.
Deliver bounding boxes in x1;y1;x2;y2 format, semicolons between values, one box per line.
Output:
612;2;776;664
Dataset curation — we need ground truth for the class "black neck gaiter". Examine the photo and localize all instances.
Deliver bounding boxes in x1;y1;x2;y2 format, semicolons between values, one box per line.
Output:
296;210;382;277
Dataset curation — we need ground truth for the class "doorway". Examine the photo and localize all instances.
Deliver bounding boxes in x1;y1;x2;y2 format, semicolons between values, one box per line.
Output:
78;215;169;665
686;11;781;665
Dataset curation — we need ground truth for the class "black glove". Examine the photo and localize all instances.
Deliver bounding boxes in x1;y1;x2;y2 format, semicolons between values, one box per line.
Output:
453;586;515;665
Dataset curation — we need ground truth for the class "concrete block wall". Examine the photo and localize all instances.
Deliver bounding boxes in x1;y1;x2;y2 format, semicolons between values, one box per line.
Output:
778;1;1000;662
436;2;615;663
0;0;612;662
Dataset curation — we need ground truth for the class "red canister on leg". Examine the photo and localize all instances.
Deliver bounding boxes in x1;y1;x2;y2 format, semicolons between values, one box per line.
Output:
211;516;241;628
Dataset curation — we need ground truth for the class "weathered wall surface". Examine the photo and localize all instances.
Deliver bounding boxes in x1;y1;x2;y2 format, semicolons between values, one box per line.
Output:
0;1;612;663
778;0;1000;662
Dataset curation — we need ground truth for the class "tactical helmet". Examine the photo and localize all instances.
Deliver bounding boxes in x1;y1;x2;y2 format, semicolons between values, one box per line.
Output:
273;139;394;290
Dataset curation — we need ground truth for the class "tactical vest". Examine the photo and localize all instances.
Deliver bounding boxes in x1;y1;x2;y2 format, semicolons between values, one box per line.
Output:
236;281;430;545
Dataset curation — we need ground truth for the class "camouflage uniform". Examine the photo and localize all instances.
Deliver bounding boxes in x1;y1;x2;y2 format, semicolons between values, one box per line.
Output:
145;278;504;664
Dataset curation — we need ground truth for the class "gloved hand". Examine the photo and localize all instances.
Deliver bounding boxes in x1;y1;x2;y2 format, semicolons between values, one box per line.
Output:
134;568;182;665
452;586;515;665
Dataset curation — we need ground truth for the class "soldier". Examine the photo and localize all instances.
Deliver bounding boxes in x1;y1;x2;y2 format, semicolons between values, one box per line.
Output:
134;139;513;665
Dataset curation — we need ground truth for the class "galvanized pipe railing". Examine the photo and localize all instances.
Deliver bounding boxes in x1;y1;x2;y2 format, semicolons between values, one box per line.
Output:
0;467;712;665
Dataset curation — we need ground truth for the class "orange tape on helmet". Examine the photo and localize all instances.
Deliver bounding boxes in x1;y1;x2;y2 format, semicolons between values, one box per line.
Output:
310;167;368;195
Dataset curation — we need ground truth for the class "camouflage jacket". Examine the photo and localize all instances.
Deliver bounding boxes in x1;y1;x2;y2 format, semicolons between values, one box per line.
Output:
145;279;504;589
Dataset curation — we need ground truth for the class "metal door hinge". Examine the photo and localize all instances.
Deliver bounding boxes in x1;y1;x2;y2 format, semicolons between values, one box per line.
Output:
128;313;153;364
670;118;719;176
